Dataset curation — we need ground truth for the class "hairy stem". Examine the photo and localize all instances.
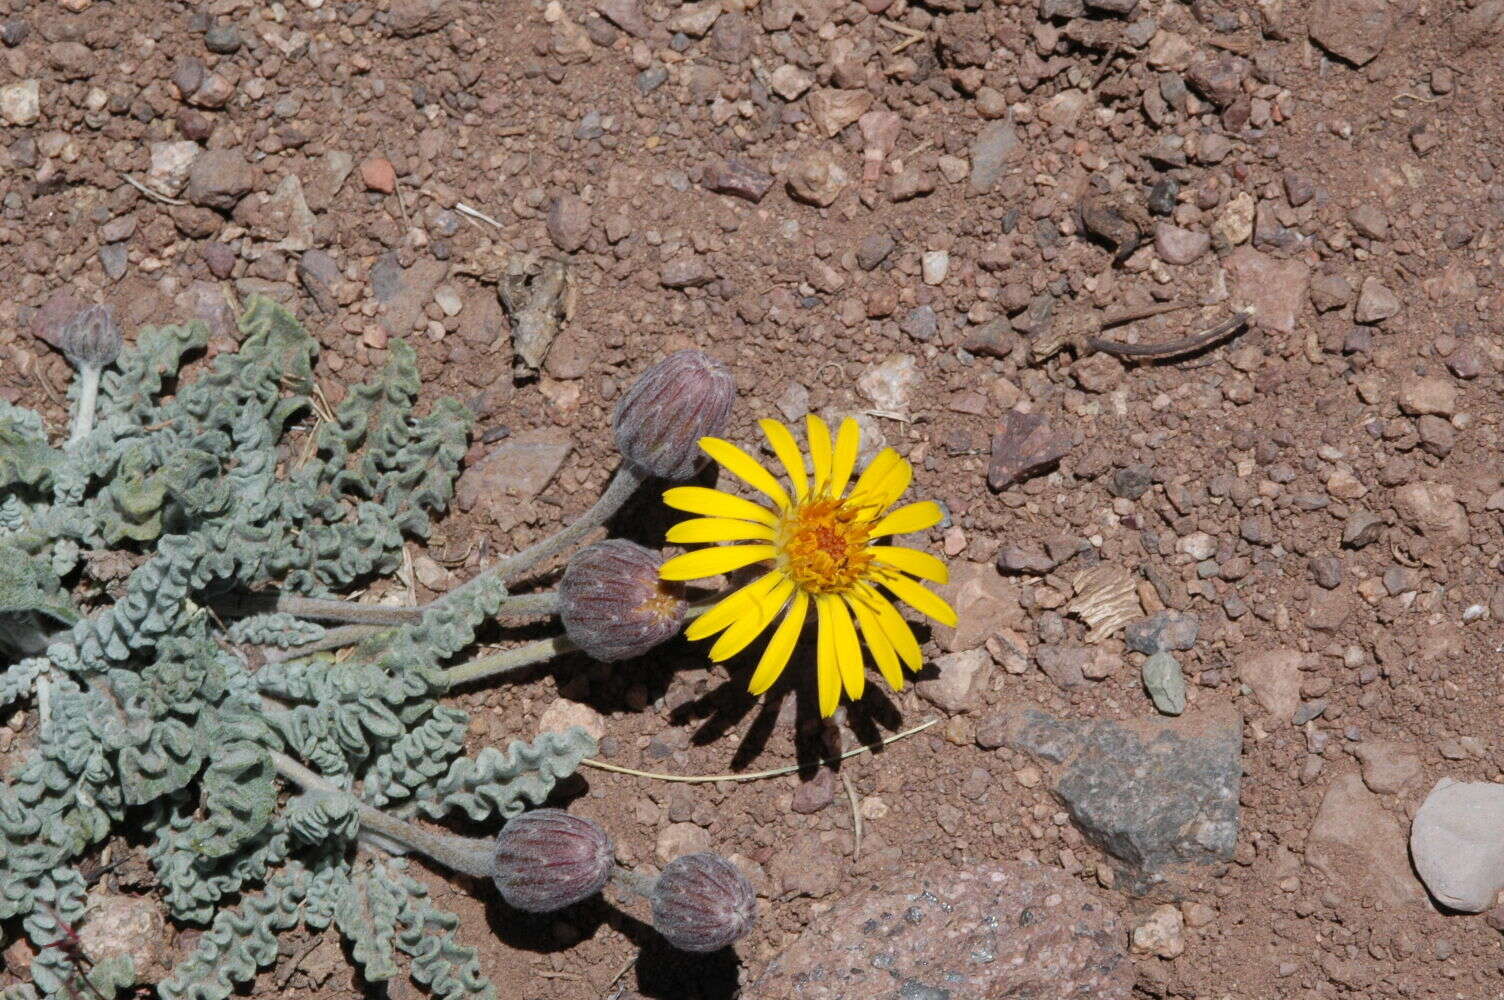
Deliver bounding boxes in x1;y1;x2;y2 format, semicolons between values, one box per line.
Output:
440;464;646;606
67;363;102;446
440;597;714;690
270;751;494;878
221;593;423;626
442;634;576;688
609;865;659;901
261;623;388;664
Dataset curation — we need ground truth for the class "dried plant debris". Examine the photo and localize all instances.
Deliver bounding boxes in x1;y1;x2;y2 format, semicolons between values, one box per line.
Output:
1067;563;1142;643
500;253;576;374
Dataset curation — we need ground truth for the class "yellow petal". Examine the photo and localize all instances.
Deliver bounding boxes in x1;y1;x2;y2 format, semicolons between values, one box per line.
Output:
856;584;923;672
685;571;781;640
868;453;914;513
880;571;958;627
815;596;840;717
869;500;943;538
848;449;902;507
829;418;861;498
748;591;809;695
662;486;777;527
709;576;793;661
666;517;775;544
822;594;865;702
870;545;949;584
660;544;775;582
847;595;903;690
759;419;808;501
806;414;832;495
699;437;790;511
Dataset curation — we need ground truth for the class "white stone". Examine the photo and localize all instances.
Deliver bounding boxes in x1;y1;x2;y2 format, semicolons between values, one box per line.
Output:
537;698;607;742
769;64;814;101
922;250;950;285
856;353;920;418
0;79;40;126
1130;904;1184;958
147;140;201;197
1410;778;1504;912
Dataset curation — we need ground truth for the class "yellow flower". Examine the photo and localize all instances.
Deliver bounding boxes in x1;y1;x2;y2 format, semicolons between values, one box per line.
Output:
659;415;956;716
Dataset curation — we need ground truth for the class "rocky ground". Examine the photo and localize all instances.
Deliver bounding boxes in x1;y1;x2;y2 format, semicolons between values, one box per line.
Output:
4;0;1504;996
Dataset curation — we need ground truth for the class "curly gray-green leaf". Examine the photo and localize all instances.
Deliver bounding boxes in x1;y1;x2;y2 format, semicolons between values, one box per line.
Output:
415;727;597;824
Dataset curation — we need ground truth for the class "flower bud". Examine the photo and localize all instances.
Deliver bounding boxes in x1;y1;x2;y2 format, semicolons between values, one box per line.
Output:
651;853;757;953
56;304;122;368
491;809;614;913
613;350;734;480
560;540;686;662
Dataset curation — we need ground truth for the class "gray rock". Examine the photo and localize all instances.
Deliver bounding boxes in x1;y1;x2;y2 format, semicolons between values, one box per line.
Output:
99;243;128;282
1142;652;1186;715
1035;644;1090;689
187;150;255;211
969;122;1022;195
297;250;342;315
856;232;896;270
988;408;1071;491
1124;611;1199;654
1000;704;1242;873
1410;778;1504;912
899;305;937;342
204;24;242;54
1109;463;1153;500
743;861;1133;1000
702;158;774;203
386;0;455;37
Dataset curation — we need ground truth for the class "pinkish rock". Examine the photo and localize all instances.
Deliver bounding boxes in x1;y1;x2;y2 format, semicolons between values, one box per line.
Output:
1154;222;1210;265
915;647;990;714
1224;245;1310;334
546;193;592;253
1239;647;1302;722
1306;772;1424;909
743;861;1133;999
1352;740;1422;794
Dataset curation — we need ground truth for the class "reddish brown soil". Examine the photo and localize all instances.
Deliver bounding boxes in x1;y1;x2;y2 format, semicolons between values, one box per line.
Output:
3;0;1504;997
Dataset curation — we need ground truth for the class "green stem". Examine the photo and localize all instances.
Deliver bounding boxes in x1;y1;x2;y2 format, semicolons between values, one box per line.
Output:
439;599;715;690
258;591;561;664
67;364;101;447
442;635;576;688
609;865;659;901
270;751;494;878
439;464;645;606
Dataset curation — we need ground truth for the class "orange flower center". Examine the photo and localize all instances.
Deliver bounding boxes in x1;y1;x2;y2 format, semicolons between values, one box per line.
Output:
777;497;872;594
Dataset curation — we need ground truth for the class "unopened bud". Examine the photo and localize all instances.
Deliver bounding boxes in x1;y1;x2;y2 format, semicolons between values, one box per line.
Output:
651;853;757;953
613;350;735;480
56;305;122;368
491;809;614;913
560;540;686;662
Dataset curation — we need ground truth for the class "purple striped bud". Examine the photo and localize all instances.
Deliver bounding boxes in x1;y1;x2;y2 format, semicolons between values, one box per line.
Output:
613;350;735;480
56;305;122;367
491;809;614;913
651;853;757;952
559;540;686;661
